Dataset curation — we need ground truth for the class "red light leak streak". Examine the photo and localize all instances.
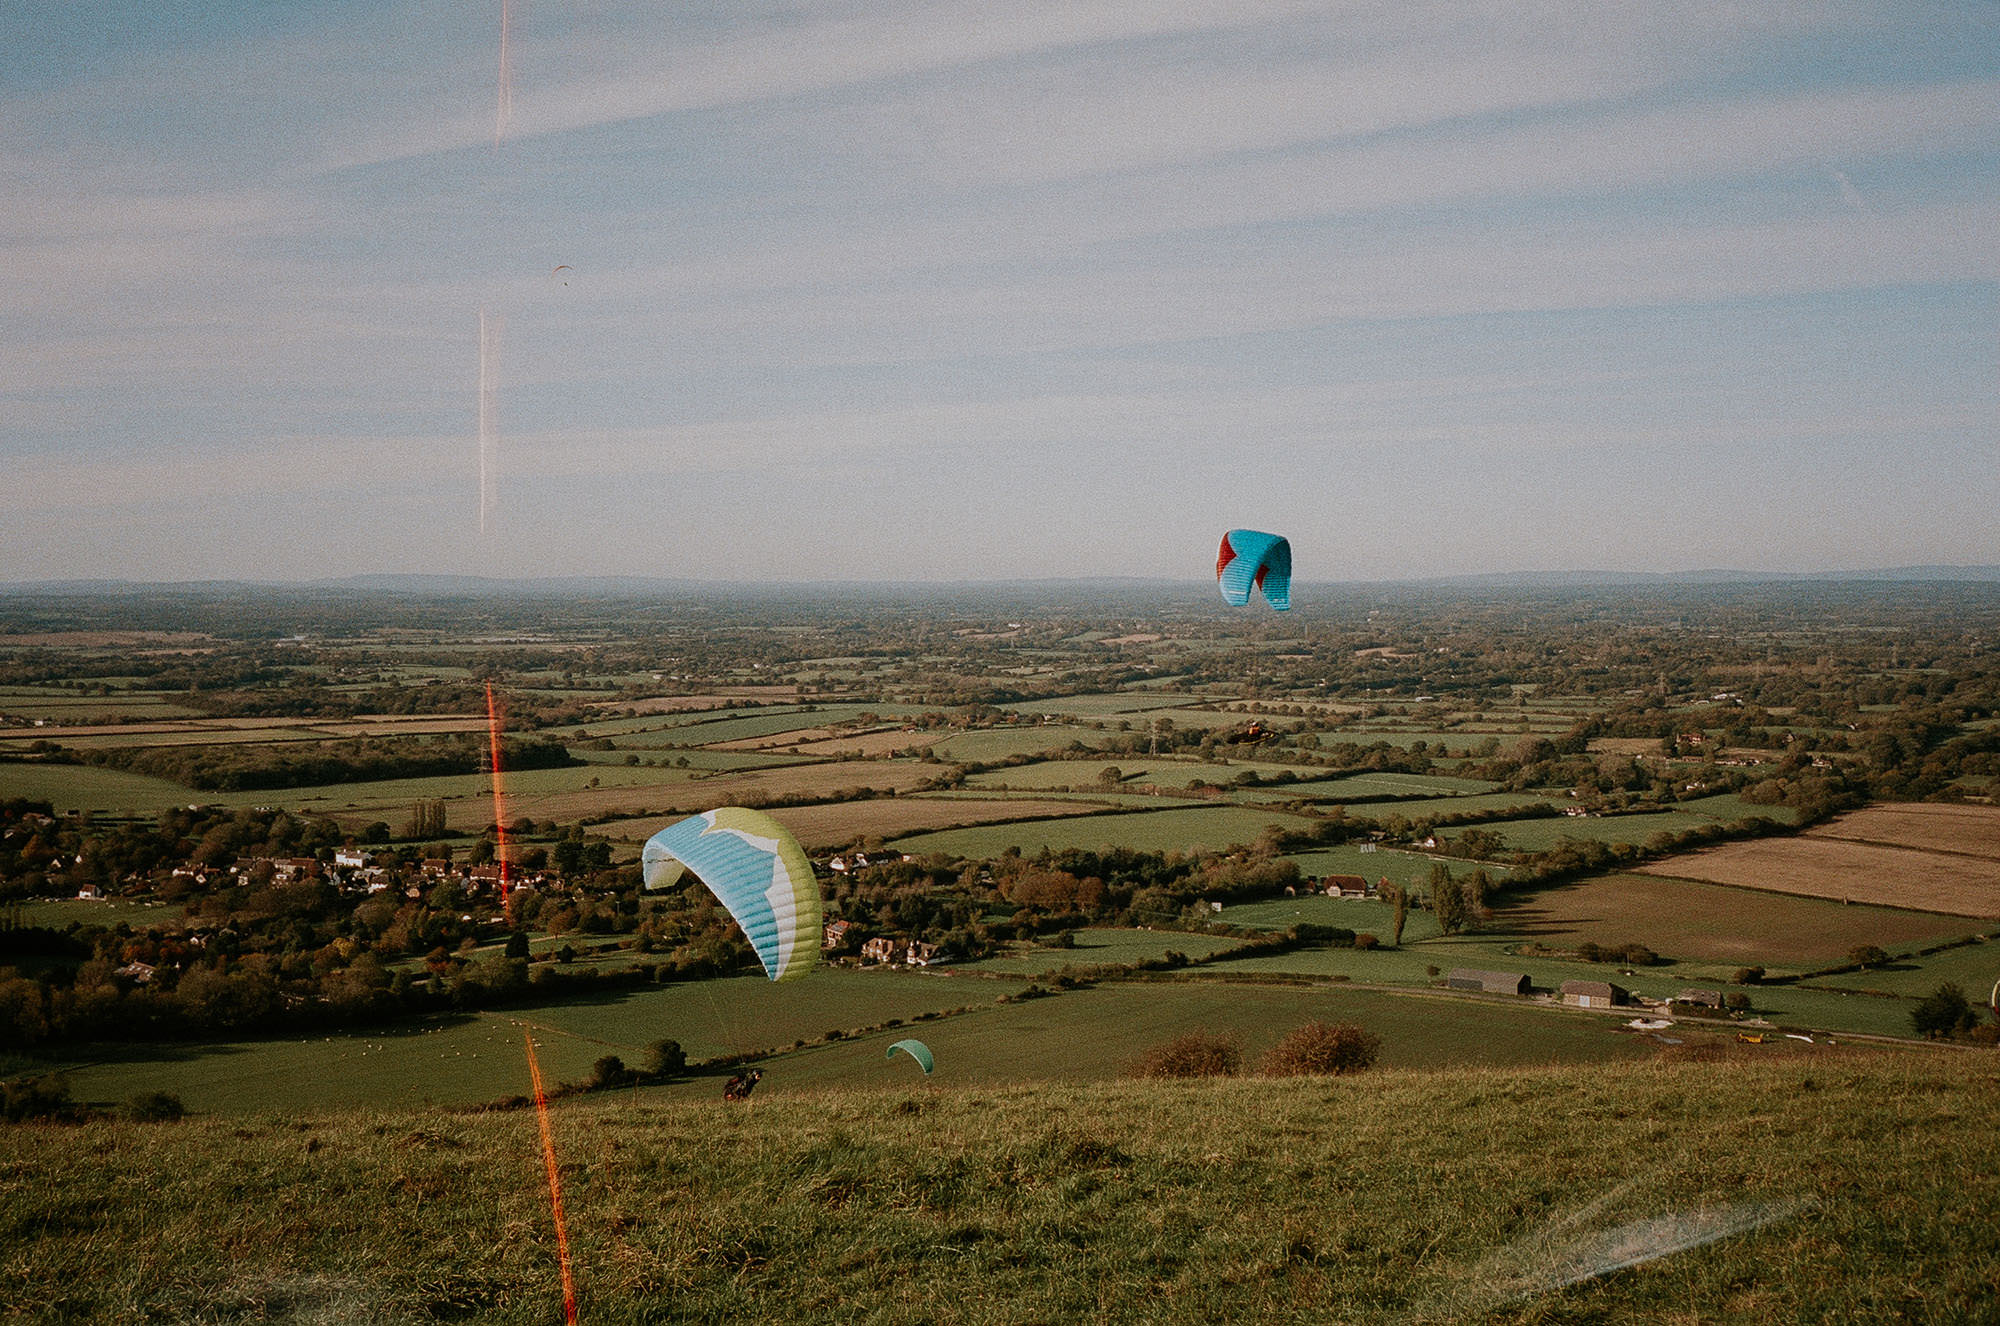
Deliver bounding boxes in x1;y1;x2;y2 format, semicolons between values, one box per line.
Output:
485;682;511;911
524;1028;579;1324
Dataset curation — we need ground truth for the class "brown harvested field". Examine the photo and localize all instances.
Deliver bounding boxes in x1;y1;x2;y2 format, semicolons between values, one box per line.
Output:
1496;873;1982;966
598;796;1114;851
1804;803;2000;859
1587;737;1661;756
1635;836;2000;918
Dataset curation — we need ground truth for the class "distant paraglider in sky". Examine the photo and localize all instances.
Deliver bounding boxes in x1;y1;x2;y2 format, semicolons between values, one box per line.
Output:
1216;530;1292;610
642;808;821;982
886;1039;934;1074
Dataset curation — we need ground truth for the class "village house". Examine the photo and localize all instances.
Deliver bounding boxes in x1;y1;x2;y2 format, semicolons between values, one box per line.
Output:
860;936;900;964
905;941;941;966
1559;979;1628;1009
1447;968;1531;996
1321;874;1370;898
332;849;369;869
465;864;506;893
822;919;852;950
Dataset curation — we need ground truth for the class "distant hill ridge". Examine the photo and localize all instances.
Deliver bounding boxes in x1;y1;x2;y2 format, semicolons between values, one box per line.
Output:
5;565;2000;597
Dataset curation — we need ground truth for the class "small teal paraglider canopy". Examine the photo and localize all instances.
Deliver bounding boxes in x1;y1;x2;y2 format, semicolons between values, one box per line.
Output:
886;1039;934;1075
1216;530;1292;610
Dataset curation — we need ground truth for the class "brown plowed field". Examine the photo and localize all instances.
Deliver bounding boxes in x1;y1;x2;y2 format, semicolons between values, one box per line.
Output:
599;796;1113;851
1635;822;2000;918
1803;803;2000;859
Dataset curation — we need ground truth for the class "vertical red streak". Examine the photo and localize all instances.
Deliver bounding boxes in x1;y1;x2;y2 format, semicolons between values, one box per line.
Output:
524;1028;579;1324
485;682;511;912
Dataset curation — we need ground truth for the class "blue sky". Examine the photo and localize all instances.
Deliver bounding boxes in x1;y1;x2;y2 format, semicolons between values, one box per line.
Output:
3;1;1995;583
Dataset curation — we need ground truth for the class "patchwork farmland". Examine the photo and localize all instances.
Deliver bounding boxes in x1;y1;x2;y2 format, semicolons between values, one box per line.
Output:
1637;805;2000;918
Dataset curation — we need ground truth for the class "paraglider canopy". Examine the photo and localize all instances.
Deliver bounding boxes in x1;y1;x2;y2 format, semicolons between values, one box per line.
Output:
642;808;821;982
886;1039;934;1075
1216;530;1292;610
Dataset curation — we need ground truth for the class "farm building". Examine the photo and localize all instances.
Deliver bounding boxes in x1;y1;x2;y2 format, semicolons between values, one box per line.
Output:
1559;979;1628;1008
1448;968;1531;996
1674;988;1725;1010
1322;874;1370;897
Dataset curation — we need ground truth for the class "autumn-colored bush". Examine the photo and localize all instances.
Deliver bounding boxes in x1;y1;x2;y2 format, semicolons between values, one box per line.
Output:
1131;1029;1242;1079
1259;1021;1380;1077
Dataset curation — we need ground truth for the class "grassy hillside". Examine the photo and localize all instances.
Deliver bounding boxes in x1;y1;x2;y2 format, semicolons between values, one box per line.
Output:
4;1055;1995;1324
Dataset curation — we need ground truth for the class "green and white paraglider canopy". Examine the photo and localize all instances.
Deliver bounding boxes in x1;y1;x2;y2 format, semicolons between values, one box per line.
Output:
641;807;821;983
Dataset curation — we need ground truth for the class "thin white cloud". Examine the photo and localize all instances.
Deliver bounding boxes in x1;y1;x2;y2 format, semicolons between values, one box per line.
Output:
335;0;1345;168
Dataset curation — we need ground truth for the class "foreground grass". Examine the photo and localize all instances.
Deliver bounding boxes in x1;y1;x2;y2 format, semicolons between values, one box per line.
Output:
4;1056;1995;1323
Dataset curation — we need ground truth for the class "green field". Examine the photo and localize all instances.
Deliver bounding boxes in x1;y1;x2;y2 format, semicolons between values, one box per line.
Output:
1805;936;2000;999
1279;771;1501;797
1674;793;1804;825
892;805;1316;858
8;896;178;929
1282;845;1509;889
19;727;347;751
0;761;195;813
42;970;990;1115
959;928;1244;975
0;695;207;721
1485;810;1730;853
922;726;1118;761
1216;893;1423;939
696;982;1661;1097
1002;694;1204;717
1335;791;1564;818
965;759;1299;791
1493;873;1984;970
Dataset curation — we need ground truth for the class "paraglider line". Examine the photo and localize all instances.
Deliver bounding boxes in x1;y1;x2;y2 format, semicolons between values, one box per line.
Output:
523;1028;579;1324
485;682;511;913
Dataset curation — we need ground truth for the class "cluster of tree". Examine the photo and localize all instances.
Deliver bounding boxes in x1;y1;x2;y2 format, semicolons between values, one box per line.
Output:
77;734;577;792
